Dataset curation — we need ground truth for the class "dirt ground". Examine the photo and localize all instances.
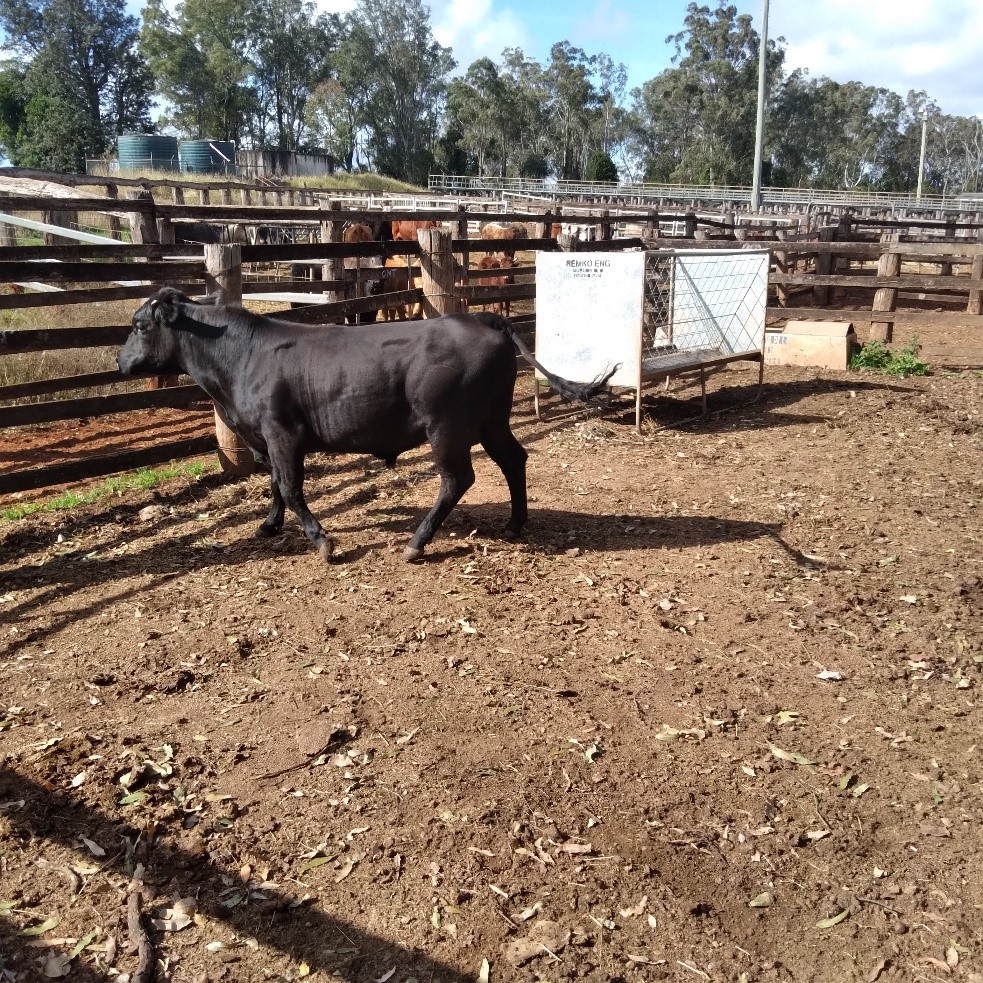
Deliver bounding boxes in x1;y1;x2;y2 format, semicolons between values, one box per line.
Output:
2;342;983;983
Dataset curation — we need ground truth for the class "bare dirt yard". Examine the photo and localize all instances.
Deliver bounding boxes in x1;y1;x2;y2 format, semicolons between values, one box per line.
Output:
1;350;982;983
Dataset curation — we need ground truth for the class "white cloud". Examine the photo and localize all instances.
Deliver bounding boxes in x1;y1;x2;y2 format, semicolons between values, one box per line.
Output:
770;0;983;117
430;0;529;72
311;0;358;14
573;0;633;48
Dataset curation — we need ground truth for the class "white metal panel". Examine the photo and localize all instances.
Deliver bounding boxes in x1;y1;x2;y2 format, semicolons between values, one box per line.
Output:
672;250;769;354
535;251;645;387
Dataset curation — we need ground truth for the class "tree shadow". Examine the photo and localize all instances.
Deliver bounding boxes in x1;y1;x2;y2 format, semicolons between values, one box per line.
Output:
0;768;481;983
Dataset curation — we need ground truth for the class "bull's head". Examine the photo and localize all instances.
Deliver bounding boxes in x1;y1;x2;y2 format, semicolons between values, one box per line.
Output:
116;287;215;376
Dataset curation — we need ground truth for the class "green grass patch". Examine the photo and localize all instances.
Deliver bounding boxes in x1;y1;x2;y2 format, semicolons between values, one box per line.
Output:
1;460;213;521
849;336;929;377
288;173;426;194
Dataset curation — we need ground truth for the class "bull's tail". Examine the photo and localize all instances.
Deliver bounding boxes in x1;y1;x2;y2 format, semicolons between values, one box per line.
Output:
480;312;618;402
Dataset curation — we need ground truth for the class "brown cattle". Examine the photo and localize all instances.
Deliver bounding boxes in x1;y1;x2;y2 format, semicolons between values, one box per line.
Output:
475;255;516;317
478;222;526;258
343;223;375;244
340;223;383;323
552;222;597;242
391;219;443;241
375;255;422;321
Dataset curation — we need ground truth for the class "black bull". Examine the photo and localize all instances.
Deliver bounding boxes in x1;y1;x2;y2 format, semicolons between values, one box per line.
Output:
117;288;615;562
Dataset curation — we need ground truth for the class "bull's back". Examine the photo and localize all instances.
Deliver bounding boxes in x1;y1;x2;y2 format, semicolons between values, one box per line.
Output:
264;314;517;454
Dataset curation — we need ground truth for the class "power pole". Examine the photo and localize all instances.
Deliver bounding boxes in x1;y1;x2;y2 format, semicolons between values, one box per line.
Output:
750;0;770;212
916;112;929;202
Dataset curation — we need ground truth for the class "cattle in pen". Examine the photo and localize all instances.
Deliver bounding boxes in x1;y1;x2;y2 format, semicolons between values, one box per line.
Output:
116;288;616;563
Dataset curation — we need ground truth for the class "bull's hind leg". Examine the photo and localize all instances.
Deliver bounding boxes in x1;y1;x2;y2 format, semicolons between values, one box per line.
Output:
480;424;528;539
404;443;475;562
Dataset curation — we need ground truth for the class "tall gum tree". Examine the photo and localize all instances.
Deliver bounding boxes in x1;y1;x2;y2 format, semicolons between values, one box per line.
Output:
336;0;453;184
0;0;151;168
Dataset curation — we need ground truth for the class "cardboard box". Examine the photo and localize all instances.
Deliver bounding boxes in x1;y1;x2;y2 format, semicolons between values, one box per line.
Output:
764;320;857;370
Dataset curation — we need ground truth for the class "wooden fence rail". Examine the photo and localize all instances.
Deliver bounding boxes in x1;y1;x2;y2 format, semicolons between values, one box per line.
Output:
3;188;983;496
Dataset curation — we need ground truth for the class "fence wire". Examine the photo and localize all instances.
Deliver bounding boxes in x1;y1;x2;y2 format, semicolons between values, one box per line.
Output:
642;251;767;366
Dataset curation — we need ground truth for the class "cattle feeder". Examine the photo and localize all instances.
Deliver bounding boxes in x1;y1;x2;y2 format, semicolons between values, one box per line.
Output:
534;248;770;431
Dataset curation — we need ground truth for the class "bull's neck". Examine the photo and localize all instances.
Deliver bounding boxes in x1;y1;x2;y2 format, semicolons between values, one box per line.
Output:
176;311;252;399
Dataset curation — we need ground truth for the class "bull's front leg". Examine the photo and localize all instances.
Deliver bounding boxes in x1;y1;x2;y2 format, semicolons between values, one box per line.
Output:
256;475;286;538
267;435;335;561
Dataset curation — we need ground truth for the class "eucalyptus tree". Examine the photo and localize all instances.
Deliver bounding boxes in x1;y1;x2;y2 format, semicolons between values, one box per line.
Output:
498;47;552;170
593;53;628;155
251;0;339;150
925;112;983;196
770;76;906;189
335;0;453;183
0;0;152;168
304;78;360;168
627;2;781;185
141;0;257;143
446;57;523;176
543;41;599;179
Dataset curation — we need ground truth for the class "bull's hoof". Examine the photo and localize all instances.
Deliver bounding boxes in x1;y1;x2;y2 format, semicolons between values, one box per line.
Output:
318;538;336;562
255;522;281;538
403;546;425;563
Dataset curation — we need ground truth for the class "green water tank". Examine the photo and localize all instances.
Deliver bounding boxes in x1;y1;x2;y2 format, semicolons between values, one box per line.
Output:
117;133;179;173
178;139;236;174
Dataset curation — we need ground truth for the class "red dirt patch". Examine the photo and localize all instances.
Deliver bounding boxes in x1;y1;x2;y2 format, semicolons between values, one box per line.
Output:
2;362;982;983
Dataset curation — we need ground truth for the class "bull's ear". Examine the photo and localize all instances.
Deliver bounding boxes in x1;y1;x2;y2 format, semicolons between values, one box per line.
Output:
197;292;222;306
149;288;184;325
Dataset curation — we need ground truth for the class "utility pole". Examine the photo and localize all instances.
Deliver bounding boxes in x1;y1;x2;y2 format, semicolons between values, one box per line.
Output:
916;112;929;202
750;0;770;212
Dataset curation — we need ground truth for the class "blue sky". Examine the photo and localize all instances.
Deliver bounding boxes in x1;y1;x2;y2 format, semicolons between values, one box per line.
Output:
124;0;982;118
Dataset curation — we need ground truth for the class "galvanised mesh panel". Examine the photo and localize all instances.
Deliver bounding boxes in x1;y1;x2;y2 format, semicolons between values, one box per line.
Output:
642;250;768;367
642;253;674;357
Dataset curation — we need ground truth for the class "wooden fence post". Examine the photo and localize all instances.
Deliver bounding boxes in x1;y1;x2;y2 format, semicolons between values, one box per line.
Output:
204;243;253;477
967;253;983;315
105;184;122;240
684;211;697;239
940;218;957;276
157;217;175;244
41;209;77;246
126;190;158;245
456;203;470;287
321;199;343;303
598;209;611;241
870;243;900;343
813;226;833;306
417;228;463;318
775;229;789;308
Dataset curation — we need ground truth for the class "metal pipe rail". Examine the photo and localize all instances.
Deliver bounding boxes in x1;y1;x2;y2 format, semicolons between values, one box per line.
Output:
427;174;968;211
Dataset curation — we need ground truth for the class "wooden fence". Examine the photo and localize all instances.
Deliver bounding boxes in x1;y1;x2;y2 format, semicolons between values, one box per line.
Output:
2;188;982;496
